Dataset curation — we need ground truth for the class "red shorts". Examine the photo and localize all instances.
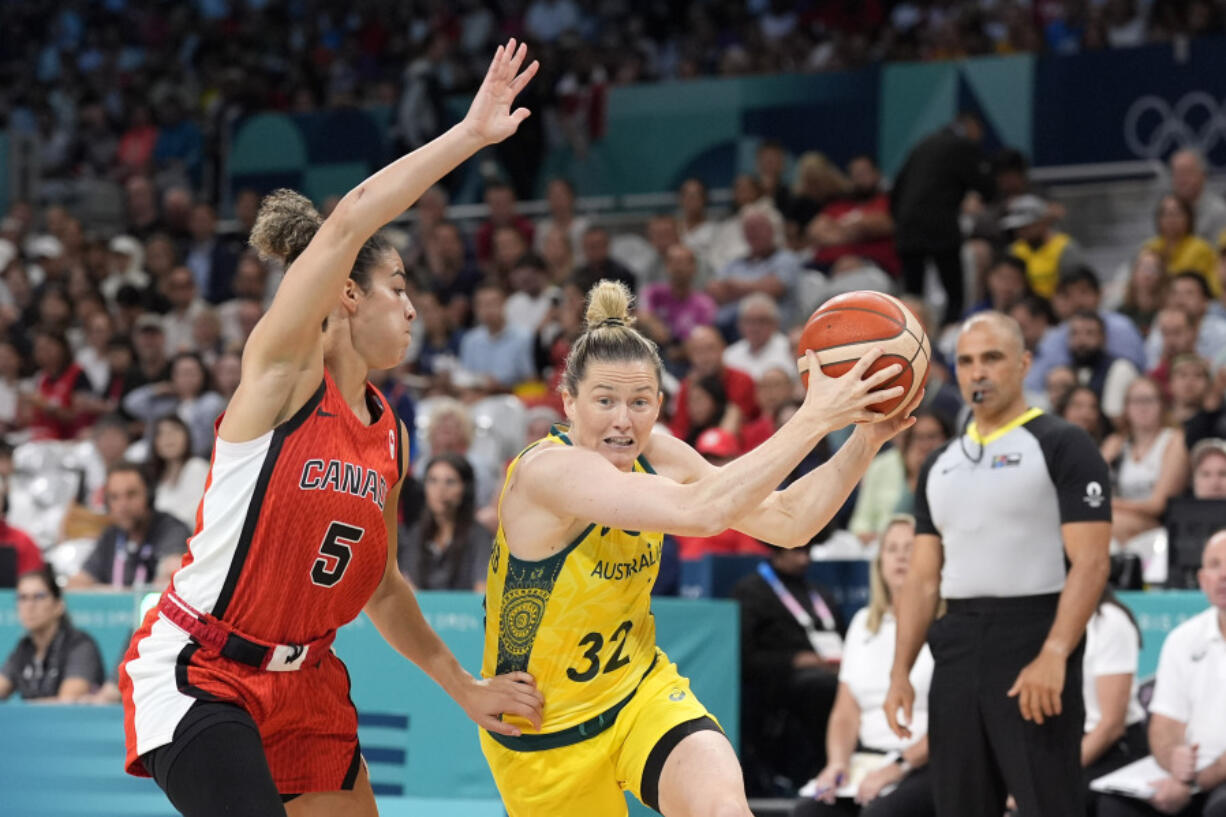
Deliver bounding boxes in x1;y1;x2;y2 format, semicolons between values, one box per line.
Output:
120;610;359;795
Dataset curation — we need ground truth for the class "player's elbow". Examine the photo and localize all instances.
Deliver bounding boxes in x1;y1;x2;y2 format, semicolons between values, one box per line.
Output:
321;194;365;245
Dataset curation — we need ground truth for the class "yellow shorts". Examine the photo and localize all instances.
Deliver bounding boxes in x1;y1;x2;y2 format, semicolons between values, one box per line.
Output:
480;650;718;817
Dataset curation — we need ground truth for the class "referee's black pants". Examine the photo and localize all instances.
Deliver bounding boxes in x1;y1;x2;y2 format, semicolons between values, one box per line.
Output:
927;594;1085;817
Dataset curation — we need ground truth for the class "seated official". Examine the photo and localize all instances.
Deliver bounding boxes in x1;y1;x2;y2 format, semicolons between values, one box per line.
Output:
0;566;105;702
67;463;191;589
1082;588;1148;816
736;543;845;794
793;516;936;817
1097;530;1226;817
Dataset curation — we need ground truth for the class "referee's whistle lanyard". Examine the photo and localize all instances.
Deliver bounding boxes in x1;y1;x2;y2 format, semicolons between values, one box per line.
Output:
757;562;840;657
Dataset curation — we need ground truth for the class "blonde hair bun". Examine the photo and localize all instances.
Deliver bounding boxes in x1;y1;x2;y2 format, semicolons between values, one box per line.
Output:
584;280;635;330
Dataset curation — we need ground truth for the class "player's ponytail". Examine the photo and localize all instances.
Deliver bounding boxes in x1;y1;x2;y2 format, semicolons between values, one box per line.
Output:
249;188;393;291
249;189;322;267
562;280;662;396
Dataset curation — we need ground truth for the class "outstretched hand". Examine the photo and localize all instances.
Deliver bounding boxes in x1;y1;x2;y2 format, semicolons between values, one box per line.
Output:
853;386;926;450
463;39;540;147
456;671;544;737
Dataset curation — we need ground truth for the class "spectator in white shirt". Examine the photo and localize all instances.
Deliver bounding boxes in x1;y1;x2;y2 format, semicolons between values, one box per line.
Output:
75;310;113;393
724;293;798;383
795;515;936;817
1170;149;1226;246
1082;588;1148;810
1097;530;1226;817
505;253;559;334
678;177;719;276
160;266;208;355
534;177;589;262
148;414;209;529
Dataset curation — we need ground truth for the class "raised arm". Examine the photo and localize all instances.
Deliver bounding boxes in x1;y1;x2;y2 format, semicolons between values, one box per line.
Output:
227;42;538;437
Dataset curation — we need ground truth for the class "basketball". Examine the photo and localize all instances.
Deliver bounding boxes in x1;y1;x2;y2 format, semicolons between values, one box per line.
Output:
796;290;931;419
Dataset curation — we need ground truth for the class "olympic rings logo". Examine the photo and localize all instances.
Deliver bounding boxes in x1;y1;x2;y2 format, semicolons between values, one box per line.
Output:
1124;92;1226;158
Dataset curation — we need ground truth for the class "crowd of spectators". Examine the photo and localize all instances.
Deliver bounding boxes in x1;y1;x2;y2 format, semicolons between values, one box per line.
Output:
5;0;1226;204
1;3;1226;809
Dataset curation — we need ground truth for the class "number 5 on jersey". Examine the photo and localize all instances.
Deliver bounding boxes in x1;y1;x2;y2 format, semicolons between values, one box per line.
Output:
311;521;364;587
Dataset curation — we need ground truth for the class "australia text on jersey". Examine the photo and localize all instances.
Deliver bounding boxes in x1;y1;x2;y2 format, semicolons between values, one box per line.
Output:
298;458;389;510
590;537;663;581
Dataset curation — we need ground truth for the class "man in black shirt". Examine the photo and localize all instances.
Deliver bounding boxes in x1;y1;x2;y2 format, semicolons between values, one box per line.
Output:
891;113;995;323
68;462;189;588
734;545;843;792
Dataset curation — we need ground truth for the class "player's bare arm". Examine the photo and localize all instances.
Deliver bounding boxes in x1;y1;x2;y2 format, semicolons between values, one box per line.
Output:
506;351;903;557
222;40;539;443
649;386;922;548
363;420;544;736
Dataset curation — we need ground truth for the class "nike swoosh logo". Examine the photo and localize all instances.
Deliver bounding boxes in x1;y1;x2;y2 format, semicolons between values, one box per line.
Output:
940;465;959;475
316;407;337;418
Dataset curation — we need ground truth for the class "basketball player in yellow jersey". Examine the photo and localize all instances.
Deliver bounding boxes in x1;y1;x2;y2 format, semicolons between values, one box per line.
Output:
481;280;924;817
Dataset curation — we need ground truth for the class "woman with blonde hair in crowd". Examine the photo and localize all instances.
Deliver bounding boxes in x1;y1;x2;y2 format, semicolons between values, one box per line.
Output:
1100;376;1188;543
793;151;852;231
793;515;936;817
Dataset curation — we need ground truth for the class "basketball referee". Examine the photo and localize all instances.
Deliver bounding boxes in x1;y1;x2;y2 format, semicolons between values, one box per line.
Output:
883;311;1112;817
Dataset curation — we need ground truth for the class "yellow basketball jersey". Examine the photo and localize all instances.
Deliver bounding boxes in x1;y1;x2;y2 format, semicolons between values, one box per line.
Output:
482;425;664;741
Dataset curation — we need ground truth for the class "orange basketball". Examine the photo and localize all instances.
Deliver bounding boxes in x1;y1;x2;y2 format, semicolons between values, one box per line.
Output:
796;290;931;419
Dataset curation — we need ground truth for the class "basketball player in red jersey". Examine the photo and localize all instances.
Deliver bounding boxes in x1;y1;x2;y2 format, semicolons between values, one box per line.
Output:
118;42;543;817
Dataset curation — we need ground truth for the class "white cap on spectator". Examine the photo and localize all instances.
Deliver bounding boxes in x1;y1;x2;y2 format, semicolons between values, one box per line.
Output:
26;234;64;259
109;234;141;257
135;313;165;333
1000;194;1047;230
1191;438;1226;470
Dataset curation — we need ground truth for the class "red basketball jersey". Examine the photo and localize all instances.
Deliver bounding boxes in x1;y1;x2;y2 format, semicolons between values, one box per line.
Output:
121;370;404;787
170;369;402;645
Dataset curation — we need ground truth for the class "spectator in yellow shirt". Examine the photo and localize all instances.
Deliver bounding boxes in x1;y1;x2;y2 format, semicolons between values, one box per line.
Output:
1003;195;1085;299
1144;194;1221;297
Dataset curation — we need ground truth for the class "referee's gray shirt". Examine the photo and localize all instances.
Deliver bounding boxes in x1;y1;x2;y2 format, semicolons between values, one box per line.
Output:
914;408;1112;600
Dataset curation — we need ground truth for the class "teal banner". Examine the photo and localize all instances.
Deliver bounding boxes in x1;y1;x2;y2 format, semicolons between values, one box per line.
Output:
227;39;1226;205
0;590;736;816
1117;589;1207;678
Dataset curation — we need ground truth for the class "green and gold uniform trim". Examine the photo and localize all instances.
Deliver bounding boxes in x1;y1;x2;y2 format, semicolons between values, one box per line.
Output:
485;652;660;751
493;518;595;676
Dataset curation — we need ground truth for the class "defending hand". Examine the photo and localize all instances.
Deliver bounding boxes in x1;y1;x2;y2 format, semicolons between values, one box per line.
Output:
462;40;540;147
456;671;544;737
